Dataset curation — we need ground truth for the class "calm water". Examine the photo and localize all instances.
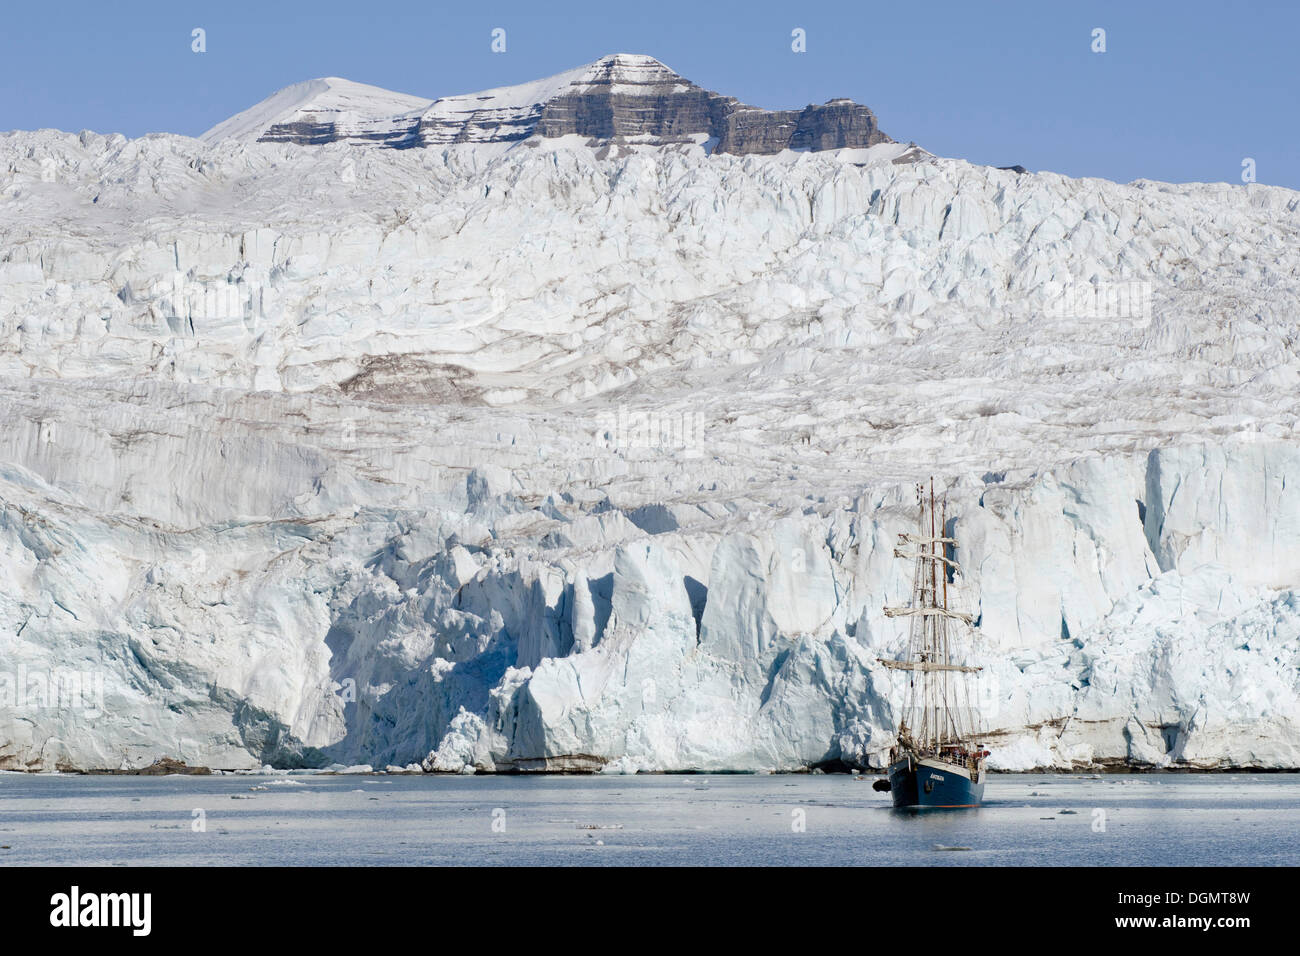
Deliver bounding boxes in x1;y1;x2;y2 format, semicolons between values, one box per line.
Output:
1;772;1297;866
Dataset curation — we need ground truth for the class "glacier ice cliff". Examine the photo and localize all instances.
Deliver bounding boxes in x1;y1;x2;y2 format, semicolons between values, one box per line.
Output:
1;119;1298;772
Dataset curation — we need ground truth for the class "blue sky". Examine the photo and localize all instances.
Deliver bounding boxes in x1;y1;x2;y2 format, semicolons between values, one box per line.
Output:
2;0;1297;187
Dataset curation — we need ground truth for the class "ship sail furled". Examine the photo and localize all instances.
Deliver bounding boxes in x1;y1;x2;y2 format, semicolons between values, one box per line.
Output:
879;479;983;755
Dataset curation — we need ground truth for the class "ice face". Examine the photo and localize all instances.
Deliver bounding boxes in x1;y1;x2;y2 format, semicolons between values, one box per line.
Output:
0;126;1297;772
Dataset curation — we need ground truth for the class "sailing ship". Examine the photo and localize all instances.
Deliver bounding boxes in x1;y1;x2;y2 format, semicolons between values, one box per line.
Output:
876;479;989;808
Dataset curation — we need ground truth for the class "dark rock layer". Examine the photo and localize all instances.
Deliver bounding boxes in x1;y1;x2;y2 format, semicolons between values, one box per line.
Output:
258;121;418;148
524;58;889;154
257;56;893;155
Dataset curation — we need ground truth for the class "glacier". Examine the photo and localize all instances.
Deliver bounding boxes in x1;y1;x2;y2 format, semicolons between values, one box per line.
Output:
1;83;1299;773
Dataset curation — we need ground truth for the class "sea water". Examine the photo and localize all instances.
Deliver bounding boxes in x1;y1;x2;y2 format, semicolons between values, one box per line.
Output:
1;772;1296;866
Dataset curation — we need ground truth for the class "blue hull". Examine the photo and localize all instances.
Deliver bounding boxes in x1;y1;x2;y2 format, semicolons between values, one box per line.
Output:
888;756;984;808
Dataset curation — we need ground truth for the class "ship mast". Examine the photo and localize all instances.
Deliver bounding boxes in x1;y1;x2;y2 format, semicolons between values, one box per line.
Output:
879;478;980;753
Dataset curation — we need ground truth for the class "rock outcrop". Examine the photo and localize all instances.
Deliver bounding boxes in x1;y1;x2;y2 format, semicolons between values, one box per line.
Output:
204;54;892;155
200;77;432;148
718;98;891;154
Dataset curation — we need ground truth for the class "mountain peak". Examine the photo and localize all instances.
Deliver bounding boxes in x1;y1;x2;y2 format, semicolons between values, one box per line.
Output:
202;56;893;155
580;52;683;80
200;76;431;146
590;52;673;68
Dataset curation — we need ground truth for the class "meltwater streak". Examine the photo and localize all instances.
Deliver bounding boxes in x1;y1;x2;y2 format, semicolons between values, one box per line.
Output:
1;773;1297;866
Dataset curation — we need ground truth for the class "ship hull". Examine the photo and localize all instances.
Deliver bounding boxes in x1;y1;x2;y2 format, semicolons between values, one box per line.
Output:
887;755;984;809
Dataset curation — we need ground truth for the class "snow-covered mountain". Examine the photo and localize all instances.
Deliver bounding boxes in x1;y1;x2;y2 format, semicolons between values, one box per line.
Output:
1;58;1299;773
202;54;894;154
200;77;433;147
